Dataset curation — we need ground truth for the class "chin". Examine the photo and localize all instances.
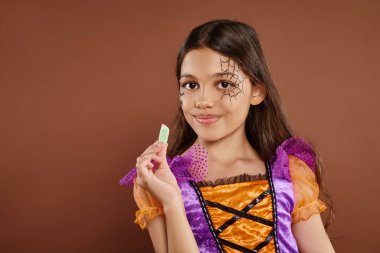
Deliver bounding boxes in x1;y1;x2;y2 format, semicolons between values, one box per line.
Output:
193;129;224;143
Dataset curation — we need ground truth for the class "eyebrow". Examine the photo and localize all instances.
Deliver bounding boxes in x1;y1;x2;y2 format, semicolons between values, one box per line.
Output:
179;72;238;80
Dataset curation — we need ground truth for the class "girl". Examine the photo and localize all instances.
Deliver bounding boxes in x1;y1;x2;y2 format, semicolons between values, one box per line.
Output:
120;19;335;253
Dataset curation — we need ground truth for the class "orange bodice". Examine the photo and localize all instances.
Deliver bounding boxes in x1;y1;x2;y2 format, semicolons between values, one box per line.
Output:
198;178;275;252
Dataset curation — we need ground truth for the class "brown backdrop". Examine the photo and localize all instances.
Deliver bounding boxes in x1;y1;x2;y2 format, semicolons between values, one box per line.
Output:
1;0;379;252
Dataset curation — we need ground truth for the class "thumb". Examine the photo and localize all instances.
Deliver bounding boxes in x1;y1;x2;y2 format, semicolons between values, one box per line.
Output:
156;142;169;167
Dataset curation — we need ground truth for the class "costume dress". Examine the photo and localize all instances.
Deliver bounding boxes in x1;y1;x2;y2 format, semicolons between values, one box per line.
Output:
119;137;327;253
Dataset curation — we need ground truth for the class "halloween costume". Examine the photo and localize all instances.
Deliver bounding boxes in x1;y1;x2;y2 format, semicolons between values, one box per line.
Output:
119;137;327;253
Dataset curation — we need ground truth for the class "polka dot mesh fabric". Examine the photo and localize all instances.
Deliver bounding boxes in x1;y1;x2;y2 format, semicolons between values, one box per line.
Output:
187;144;208;181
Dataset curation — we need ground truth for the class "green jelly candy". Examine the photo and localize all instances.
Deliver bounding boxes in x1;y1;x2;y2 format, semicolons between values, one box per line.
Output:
158;124;169;143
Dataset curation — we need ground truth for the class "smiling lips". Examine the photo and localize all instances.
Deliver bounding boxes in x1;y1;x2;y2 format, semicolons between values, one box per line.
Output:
194;114;221;125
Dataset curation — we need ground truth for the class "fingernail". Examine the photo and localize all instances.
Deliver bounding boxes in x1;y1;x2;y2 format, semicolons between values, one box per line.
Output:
157;141;164;146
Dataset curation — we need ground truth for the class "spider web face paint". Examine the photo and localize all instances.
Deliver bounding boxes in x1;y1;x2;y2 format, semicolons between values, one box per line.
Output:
219;56;247;103
179;91;185;106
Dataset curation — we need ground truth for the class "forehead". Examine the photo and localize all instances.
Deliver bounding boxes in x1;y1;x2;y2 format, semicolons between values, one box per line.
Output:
180;48;224;76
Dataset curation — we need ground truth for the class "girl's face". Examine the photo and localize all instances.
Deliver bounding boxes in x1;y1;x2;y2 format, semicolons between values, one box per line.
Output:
179;47;265;142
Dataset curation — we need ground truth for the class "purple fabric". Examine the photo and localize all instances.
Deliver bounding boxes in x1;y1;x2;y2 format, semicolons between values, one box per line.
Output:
270;137;317;182
185;144;208;181
119;167;137;186
119;146;219;252
179;181;220;253
270;136;317;253
119;137;316;253
272;178;298;253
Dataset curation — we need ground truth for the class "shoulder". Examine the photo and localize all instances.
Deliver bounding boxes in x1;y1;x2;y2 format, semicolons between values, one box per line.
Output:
270;136;317;181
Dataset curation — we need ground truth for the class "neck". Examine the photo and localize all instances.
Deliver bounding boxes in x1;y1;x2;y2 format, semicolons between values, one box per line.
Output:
194;125;261;164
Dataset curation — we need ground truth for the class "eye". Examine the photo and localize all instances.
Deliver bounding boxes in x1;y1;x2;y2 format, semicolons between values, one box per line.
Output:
217;81;235;89
181;82;199;90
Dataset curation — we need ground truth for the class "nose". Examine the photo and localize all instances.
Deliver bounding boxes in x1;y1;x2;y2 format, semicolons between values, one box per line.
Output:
195;86;215;108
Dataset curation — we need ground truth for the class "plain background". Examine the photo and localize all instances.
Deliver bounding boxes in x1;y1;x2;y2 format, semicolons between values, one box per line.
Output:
1;0;379;252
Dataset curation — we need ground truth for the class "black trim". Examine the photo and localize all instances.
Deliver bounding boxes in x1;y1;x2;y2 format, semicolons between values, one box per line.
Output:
255;230;274;251
266;160;280;253
219;230;274;253
218;238;255;253
215;189;271;236
189;160;279;253
190;181;225;253
206;199;273;227
243;189;271;211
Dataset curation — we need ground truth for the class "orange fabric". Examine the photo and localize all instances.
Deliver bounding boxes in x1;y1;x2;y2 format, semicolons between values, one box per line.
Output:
289;155;327;223
132;180;163;229
200;180;275;253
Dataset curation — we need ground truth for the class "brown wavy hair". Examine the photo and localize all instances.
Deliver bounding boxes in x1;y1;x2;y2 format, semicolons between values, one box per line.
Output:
167;19;334;229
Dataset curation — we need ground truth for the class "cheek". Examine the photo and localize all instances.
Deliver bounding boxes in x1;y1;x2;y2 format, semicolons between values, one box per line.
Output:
180;92;191;108
220;93;250;111
180;90;199;108
220;98;251;124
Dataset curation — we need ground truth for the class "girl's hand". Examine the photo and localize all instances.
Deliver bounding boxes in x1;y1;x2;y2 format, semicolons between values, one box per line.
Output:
135;141;181;207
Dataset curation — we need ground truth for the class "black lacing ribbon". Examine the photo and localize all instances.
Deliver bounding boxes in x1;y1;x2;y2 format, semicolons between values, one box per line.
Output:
213;189;272;236
190;160;279;253
218;230;274;253
203;188;274;252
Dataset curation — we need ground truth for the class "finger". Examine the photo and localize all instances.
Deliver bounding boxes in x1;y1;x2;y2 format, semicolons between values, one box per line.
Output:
146;161;154;170
156;143;169;163
136;162;150;180
136;163;155;190
136;155;160;169
142;141;167;156
141;140;159;154
138;153;162;163
136;152;160;168
157;142;168;157
135;175;146;188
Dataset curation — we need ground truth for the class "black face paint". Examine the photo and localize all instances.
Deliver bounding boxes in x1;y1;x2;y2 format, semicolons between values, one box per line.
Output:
221;83;244;103
219;56;246;103
179;91;185;106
